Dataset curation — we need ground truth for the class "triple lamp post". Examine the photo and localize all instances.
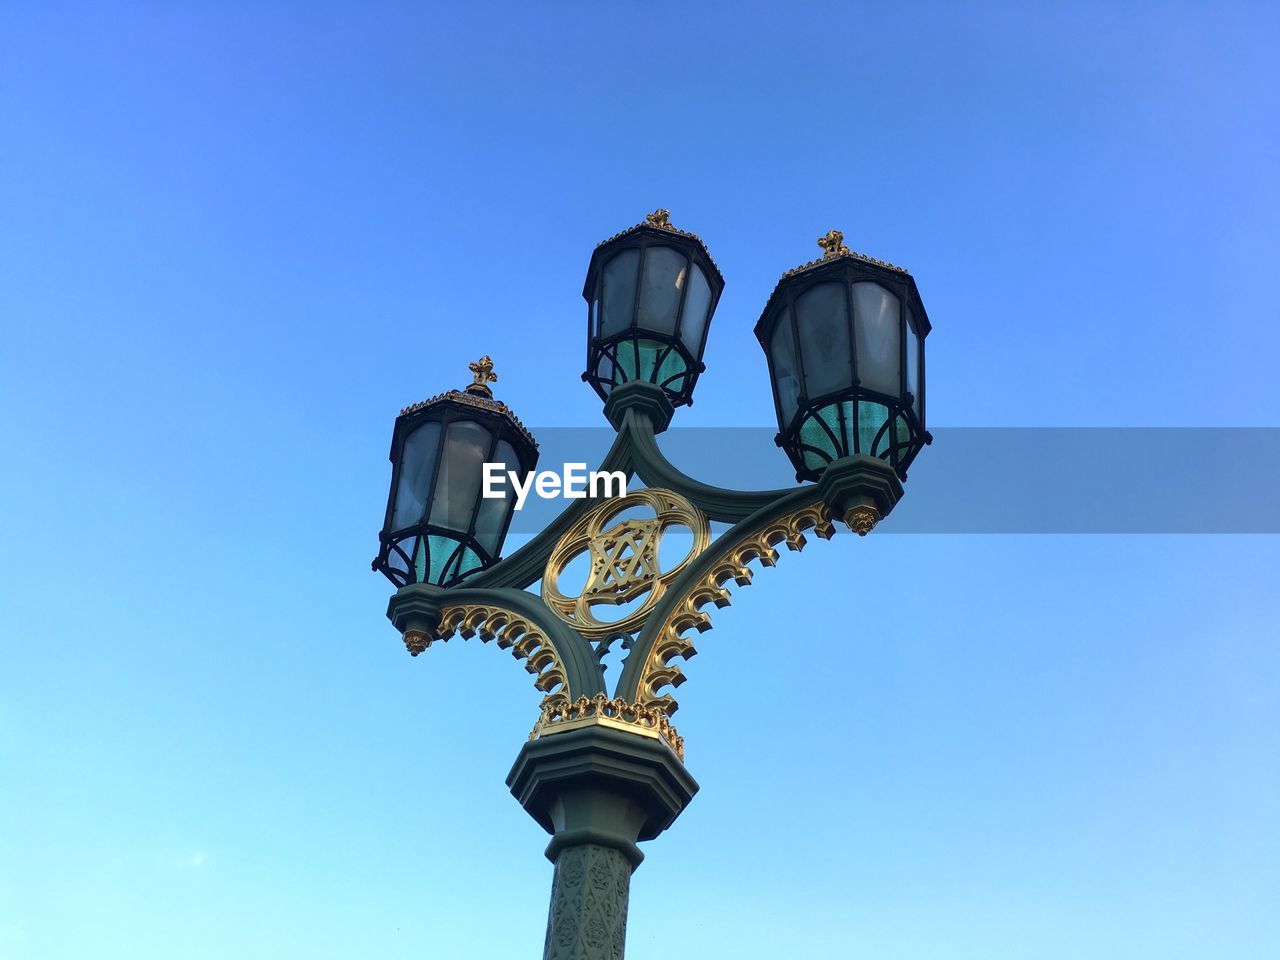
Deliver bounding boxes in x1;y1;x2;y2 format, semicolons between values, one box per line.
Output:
370;210;932;959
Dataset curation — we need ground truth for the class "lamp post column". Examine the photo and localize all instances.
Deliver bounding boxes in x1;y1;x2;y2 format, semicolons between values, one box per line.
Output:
508;723;698;960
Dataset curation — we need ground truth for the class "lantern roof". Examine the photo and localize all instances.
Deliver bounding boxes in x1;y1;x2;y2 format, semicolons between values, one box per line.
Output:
396;356;538;451
583;209;724;300
754;230;931;344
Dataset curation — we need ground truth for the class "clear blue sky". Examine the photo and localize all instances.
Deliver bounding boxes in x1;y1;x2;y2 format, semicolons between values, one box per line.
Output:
2;2;1278;958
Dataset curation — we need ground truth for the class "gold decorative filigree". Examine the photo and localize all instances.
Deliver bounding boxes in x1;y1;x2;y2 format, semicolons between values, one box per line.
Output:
543;489;711;640
635;501;837;716
466;355;498;398
404;604;569;705
645;209;673;229
531;692;685;762
818;229;850;258
844;505;879;536
403;629;431;655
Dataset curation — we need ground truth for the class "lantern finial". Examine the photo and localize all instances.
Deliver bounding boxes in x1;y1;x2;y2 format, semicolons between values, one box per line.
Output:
466;355;498;398
817;229;849;258
645;208;672;229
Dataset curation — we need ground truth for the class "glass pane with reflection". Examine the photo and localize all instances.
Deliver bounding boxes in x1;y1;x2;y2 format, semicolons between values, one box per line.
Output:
429;420;491;533
769;311;801;426
853;282;901;396
679;264;712;354
474;439;519;555
637;246;686;334
601;249;640;337
906;304;920;418
796;282;852;399
392;421;442;528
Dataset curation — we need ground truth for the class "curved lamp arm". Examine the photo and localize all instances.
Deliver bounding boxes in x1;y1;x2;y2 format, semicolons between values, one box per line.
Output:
613;485;827;712
614;453;904;713
623;407;797;523
466;427;637;590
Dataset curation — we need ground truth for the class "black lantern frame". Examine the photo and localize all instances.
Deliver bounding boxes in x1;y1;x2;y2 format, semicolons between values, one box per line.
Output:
582;211;725;408
372;383;538;589
755;240;931;483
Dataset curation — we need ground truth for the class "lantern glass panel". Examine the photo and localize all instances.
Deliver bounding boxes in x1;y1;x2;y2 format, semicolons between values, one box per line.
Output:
392;421;441;528
636;246;686;334
906;304;921;418
595;350;614;387
679;263;712;354
649;342;686;390
429;420;491;533
614;340;639;381
857;399;891;453
852;282;901;396
474;439;519;555
601;249;639;337
796;282;851;399
435;539;483;582
769;310;800;425
387;537;413;576
800;401;847;470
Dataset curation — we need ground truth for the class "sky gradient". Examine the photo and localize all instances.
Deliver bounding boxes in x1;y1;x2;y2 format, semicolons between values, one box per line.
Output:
2;2;1278;958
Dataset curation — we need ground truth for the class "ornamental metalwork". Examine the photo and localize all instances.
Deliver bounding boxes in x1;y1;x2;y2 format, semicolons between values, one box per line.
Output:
542;488;711;640
412;602;571;705
781;227;909;278
375;211;931;960
644;208;672;229
818;228;850;258
530;692;685;762
630;500;838;715
467;354;498;398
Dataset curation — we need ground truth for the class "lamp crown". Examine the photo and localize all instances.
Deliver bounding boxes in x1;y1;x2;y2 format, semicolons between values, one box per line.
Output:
645;208;673;229
465;355;498;398
818;229;849;258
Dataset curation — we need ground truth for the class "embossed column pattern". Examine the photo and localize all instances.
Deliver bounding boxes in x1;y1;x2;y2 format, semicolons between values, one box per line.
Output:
508;725;699;960
544;842;633;960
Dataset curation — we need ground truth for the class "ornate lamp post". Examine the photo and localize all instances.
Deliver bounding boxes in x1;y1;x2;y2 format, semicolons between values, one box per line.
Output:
373;213;932;959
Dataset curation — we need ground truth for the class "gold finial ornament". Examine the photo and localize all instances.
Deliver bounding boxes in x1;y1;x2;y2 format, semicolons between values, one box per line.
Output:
465;355;498;398
818;229;850;258
645;208;673;229
777;229;907;280
402;629;431;656
844;505;879;536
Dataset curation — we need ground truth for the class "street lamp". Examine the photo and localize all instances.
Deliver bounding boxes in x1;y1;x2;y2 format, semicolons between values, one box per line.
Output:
582;208;724;408
374;213;932;960
372;356;538;588
756;229;931;482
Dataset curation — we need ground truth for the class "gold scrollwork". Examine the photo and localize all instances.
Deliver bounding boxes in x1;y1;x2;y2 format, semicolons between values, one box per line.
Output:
404;603;570;706
543;489;711;640
635;501;837;716
530;692;685;762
